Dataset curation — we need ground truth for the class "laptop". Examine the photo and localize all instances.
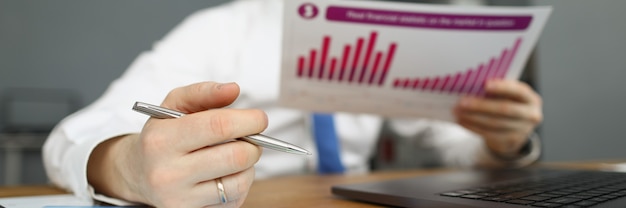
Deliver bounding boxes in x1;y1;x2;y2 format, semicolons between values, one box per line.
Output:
332;167;626;207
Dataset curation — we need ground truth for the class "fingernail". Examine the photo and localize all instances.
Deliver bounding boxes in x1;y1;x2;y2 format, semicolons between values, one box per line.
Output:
216;82;236;90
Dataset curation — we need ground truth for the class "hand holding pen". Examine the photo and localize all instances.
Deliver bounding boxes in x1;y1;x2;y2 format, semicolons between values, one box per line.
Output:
89;82;299;207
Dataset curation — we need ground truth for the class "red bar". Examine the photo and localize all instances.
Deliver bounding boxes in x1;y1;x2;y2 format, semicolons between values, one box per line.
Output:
298;56;305;77
459;69;474;94
368;52;383;84
329;58;337;80
359;31;378;83
420;78;430;90
402;79;411;88
349;38;364;82
393;79;401;87
450;72;463;93
378;43;397;86
430;77;440;91
412;79;420;89
440;75;451;92
308;50;317;78
319;36;331;79
339;45;351;81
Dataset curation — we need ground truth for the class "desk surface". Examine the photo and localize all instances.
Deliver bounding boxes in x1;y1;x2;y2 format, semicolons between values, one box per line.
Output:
0;161;619;207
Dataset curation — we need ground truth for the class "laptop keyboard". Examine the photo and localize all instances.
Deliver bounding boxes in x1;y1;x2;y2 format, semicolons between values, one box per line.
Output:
440;170;626;207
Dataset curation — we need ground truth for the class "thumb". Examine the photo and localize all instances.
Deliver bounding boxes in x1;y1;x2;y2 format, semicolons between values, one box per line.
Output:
160;81;240;114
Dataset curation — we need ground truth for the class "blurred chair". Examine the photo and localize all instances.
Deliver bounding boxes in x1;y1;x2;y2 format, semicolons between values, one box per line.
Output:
0;88;80;185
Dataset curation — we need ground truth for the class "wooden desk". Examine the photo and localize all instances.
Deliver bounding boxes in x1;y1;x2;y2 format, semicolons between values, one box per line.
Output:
0;169;447;207
242;168;448;208
0;161;621;207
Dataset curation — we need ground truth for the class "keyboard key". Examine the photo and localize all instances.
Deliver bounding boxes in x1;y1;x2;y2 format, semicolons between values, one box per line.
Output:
532;202;562;207
440;192;463;197
547;197;582;204
521;195;551;201
573;200;597;206
506;199;534;205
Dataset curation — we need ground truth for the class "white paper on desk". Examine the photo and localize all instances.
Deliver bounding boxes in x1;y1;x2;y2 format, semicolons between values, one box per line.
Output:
279;0;552;121
0;194;92;207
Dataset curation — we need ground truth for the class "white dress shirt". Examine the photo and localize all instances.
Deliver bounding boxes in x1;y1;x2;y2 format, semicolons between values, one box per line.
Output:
42;0;540;205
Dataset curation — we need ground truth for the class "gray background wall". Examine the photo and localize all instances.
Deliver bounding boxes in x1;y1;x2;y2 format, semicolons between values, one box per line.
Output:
532;0;626;161
0;0;230;185
1;0;626;185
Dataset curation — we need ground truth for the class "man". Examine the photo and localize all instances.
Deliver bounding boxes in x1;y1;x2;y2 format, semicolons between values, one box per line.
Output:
43;0;542;207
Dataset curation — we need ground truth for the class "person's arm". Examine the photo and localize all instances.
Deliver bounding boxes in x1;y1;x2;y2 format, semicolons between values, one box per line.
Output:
42;2;254;206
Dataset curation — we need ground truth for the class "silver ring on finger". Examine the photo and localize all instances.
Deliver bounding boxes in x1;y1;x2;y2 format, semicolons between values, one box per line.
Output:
216;177;228;204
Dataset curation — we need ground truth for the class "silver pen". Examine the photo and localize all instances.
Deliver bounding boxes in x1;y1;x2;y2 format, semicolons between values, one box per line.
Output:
132;101;311;155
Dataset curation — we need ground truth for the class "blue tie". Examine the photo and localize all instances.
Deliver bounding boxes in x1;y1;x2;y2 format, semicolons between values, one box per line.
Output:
312;113;345;174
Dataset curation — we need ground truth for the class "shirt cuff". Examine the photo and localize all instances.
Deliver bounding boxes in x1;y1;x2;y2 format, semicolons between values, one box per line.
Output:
89;185;139;206
488;132;542;168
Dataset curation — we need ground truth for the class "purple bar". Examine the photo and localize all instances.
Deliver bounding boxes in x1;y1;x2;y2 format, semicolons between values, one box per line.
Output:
474;58;497;94
327;6;532;31
470;62;489;95
491;49;508;80
498;37;523;78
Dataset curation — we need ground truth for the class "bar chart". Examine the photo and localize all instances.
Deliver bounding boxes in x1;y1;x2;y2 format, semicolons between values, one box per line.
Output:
392;37;522;95
296;31;397;86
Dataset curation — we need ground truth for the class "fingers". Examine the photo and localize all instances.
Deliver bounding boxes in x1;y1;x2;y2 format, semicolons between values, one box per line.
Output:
192;168;256;208
142;108;268;153
455;109;533;132
484;79;542;106
129;82;264;207
151;167;255;208
457;96;542;124
161;81;241;114
181;141;262;183
178;108;268;152
457;80;543;124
